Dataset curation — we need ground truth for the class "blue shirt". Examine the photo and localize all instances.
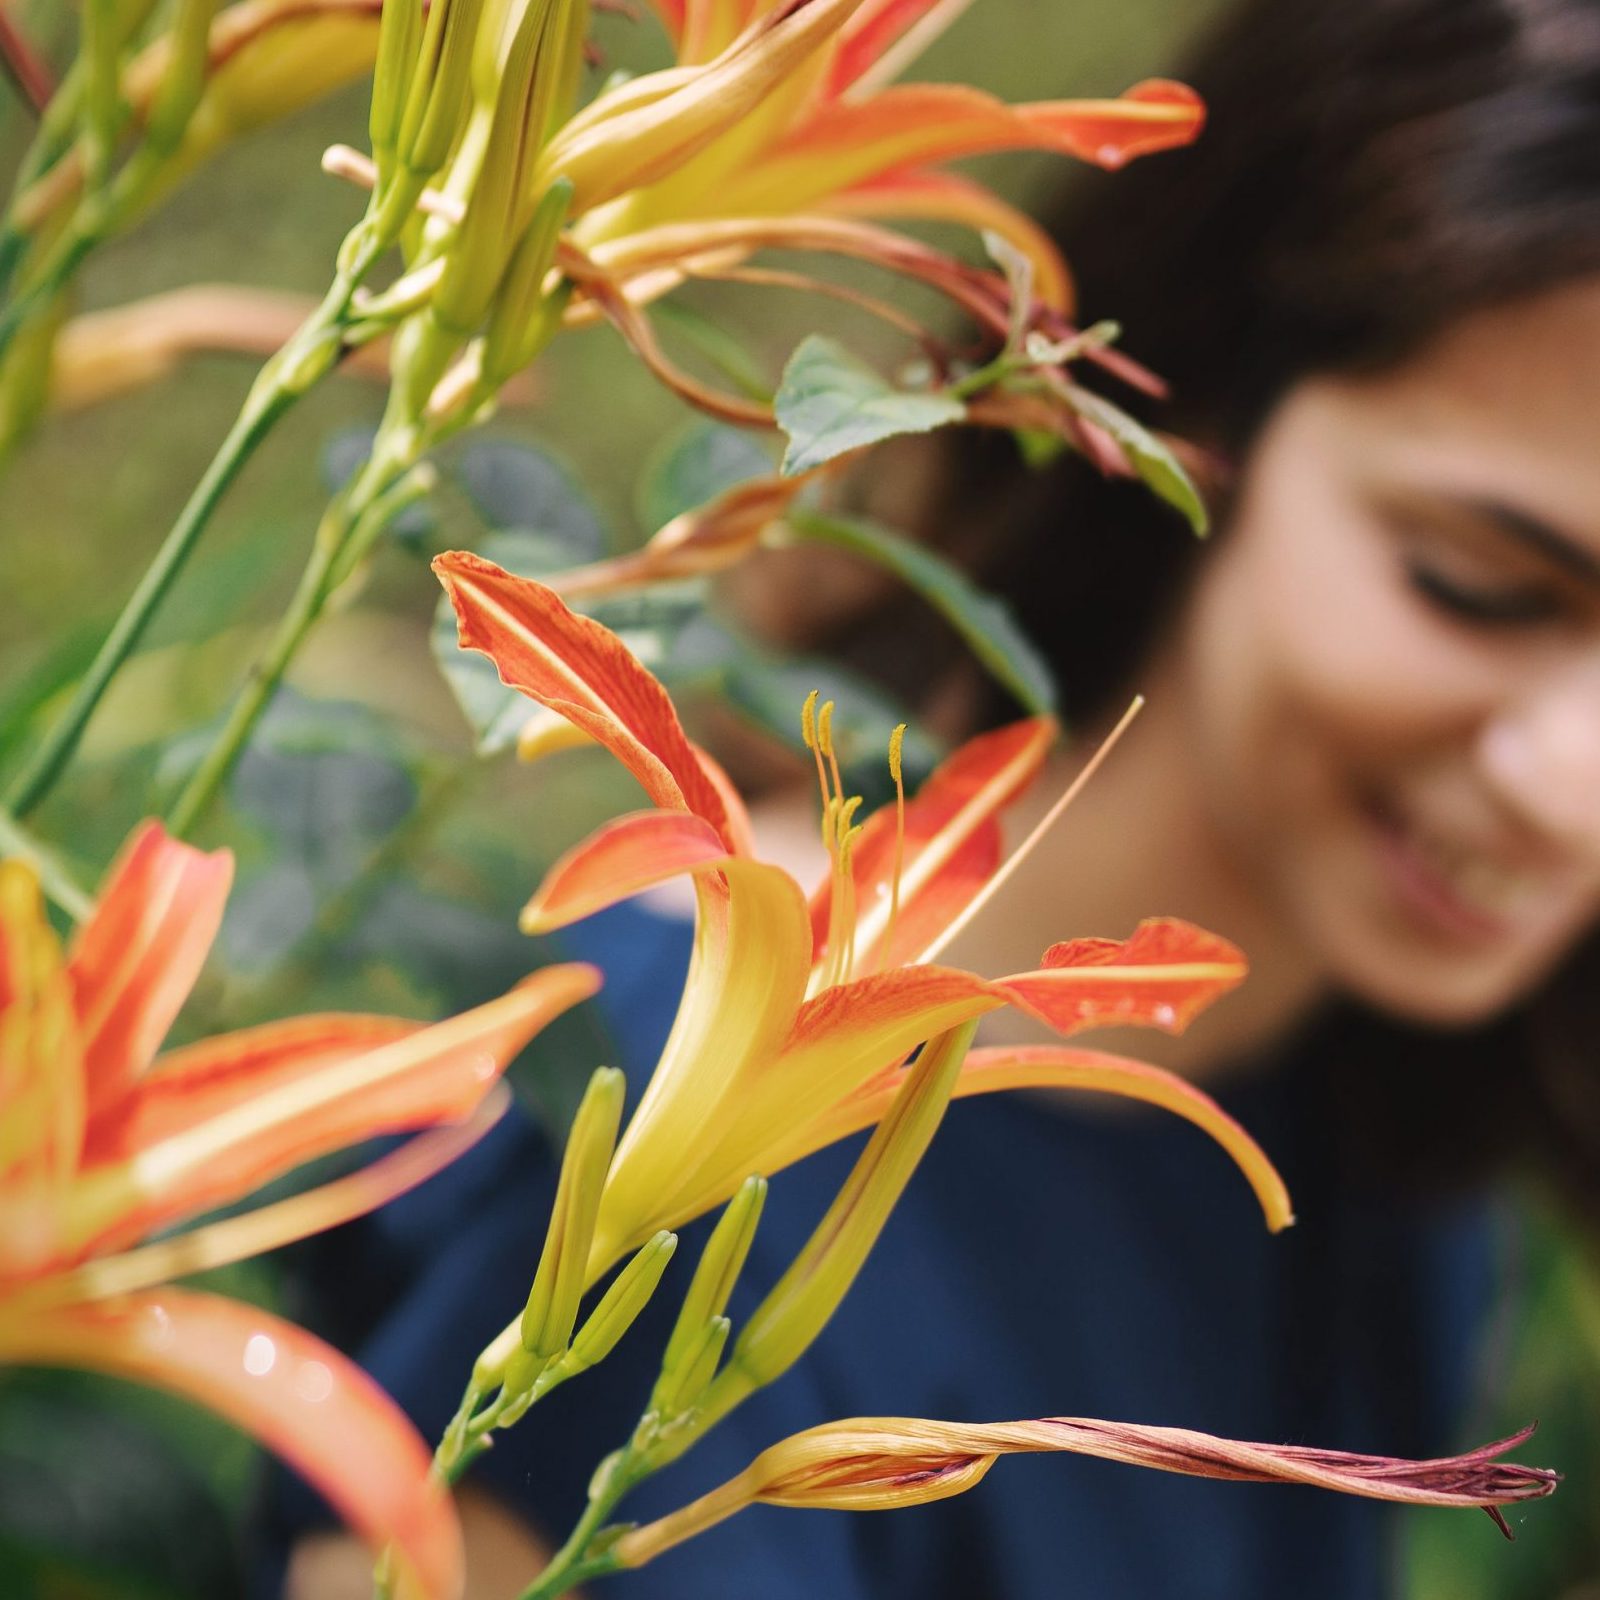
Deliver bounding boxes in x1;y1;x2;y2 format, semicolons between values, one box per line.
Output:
262;900;1497;1599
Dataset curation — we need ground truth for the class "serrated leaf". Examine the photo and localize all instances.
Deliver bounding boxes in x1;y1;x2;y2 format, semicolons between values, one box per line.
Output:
774;336;965;477
783;509;1056;716
635;420;775;535
455;438;608;560
1063;385;1209;535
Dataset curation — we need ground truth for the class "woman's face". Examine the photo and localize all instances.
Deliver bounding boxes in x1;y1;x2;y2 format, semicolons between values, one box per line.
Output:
1179;278;1600;1026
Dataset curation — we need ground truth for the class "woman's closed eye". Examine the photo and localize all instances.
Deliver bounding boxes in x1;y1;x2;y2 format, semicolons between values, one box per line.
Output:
1403;559;1566;627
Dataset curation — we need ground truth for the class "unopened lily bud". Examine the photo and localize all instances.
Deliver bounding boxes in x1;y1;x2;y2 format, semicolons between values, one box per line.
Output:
659;1175;764;1379
144;0;220;156
520;1065;625;1361
722;1022;976;1400
395;0;489;186
481;176;573;386
565;1230;678;1374
369;0;423;181
651;1313;730;1418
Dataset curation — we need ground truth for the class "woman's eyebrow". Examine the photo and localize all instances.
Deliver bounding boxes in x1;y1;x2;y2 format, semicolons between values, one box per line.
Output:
1456;496;1600;586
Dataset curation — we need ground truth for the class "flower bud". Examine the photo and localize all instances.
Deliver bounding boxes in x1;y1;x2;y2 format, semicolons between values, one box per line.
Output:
480;176;573;386
395;0;490;185
143;0;220;156
659;1175;764;1380
717;1021;975;1403
565;1229;678;1374
369;0;423;182
649;1313;730;1418
520;1065;625;1361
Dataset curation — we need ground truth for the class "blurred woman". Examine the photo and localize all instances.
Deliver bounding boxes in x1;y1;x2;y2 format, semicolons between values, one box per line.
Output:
278;0;1600;1594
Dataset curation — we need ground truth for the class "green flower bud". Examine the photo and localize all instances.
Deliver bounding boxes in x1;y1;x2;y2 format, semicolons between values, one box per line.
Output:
565;1230;678;1375
520;1066;625;1362
660;1176;765;1379
480;175;573;386
369;0;423;181
650;1314;730;1419
396;0;490;182
720;1022;976;1399
144;0;220;156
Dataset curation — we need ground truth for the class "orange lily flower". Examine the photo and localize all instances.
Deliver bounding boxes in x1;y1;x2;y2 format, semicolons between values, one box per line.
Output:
555;0;1203;312
0;821;600;1600
434;549;1293;1288
615;1414;1560;1565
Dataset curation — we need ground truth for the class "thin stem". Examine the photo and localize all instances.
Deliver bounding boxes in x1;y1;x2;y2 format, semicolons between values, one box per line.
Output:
5;239;385;821
518;1450;637;1600
0;810;93;919
163;432;428;837
4;379;292;818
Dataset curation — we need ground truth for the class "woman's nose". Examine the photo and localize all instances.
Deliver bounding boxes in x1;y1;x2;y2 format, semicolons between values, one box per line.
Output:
1478;650;1600;857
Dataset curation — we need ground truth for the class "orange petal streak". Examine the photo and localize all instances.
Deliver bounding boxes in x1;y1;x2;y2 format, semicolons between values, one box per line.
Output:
719;80;1204;213
434;553;736;847
831;717;1054;975
522;810;734;933
995;918;1246;1037
66;822;233;1107
0;1291;463;1600
67;965;601;1258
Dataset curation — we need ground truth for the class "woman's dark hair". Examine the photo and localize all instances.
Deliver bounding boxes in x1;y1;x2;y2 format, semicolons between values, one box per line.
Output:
837;0;1600;1217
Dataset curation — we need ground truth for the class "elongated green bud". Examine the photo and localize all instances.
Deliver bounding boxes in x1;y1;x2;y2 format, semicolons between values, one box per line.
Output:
723;1022;976;1397
565;1230;678;1374
431;0;552;336
651;1314;731;1418
369;0;424;181
659;1176;765;1379
520;1066;625;1362
82;0;124;187
480;176;573;386
144;0;220;155
396;0;489;181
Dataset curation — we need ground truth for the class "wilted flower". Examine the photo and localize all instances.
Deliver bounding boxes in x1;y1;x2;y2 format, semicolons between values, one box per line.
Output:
615;1414;1561;1565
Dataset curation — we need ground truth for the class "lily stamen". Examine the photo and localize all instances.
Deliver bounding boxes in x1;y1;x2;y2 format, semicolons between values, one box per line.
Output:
877;722;908;975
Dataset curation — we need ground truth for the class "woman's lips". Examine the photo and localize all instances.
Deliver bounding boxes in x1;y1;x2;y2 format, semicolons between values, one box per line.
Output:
1362;799;1528;943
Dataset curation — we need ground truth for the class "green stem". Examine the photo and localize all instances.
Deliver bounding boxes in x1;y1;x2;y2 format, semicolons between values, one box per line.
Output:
162;429;428;837
0;809;92;919
4;238;385;822
518;1449;637;1600
3;377;291;818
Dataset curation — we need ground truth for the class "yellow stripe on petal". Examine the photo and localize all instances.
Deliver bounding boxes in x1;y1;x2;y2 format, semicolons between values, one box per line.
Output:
63;965;601;1259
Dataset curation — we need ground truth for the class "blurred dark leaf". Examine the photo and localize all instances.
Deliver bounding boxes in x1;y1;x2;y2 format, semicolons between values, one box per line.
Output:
669;615;940;799
784;508;1057;716
0;1371;243;1600
634;419;775;535
454;438;607;561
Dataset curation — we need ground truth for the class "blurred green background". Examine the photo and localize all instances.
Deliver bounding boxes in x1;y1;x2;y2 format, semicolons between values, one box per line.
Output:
0;1;1595;1596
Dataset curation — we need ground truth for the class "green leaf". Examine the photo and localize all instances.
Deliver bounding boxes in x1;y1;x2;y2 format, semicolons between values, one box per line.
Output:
774;335;965;477
782;509;1057;716
1063;384;1209;535
635;419;775;535
454;437;609;560
667;615;940;799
